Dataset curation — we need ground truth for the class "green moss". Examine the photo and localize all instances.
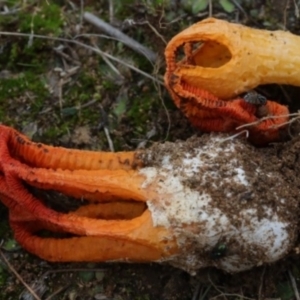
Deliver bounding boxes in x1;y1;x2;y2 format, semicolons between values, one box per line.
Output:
42;123;69;140
80;107;101;124
0;265;8;289
0;42;50;71
127;93;155;130
0;2;63;70
0;72;48;107
67;72;99;102
0;71;47;127
18;2;63;35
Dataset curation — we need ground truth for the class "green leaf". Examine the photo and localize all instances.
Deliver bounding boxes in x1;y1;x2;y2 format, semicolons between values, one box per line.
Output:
2;239;19;251
192;0;209;14
113;89;128;122
78;271;95;282
95;271;105;281
219;0;235;13
61;107;78;117
113;98;127;119
277;281;294;300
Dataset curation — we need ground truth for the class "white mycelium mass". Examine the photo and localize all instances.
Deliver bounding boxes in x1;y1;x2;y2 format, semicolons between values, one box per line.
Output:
139;135;297;274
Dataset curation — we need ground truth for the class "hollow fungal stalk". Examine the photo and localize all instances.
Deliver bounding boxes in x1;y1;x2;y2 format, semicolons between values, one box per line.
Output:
165;18;300;99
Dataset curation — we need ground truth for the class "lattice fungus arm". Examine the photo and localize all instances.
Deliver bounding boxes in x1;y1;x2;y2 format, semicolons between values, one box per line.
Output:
0;120;298;274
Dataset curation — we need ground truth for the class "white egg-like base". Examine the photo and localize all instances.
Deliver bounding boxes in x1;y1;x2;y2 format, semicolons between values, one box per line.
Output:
139;135;298;274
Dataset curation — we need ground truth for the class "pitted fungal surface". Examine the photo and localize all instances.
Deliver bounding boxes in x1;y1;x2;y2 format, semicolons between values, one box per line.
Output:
138;134;299;274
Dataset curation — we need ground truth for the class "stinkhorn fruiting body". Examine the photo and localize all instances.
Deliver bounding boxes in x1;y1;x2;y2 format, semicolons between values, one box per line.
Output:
0;125;298;274
1;18;300;275
164;18;295;144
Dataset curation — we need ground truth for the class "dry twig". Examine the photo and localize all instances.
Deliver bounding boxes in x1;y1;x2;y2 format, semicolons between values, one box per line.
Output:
192;282;211;300
219;130;249;143
83;12;157;63
0;31;163;85
208;274;255;300
0;249;41;300
99;104;115;152
288;269;300;300
45;284;71;300
258;266;266;300
235;112;300;131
